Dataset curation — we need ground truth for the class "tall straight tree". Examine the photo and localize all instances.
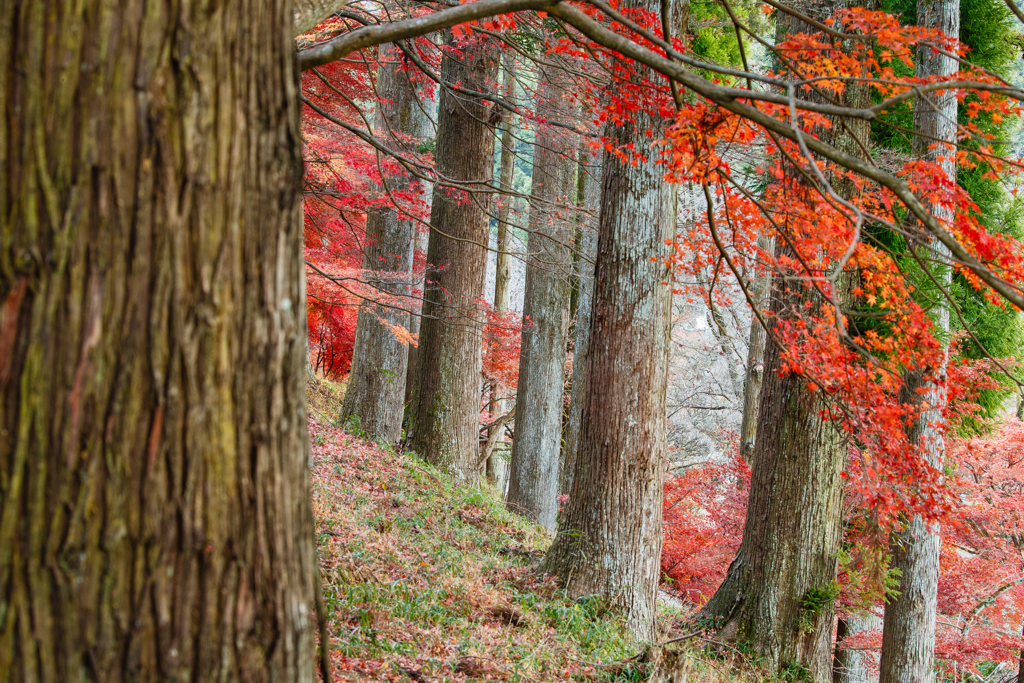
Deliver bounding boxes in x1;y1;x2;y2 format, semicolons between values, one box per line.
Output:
506;70;578;531
542;0;680;637
0;0;317;680
410;36;499;480
486;56;517;488
700;6;873;677
879;0;958;676
342;48;432;443
561;143;602;494
738;235;773;463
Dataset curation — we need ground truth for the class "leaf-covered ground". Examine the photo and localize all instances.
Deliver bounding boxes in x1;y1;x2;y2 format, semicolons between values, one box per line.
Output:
308;380;753;682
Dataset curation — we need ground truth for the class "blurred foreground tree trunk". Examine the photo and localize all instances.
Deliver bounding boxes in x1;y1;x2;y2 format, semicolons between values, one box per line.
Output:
0;0;317;680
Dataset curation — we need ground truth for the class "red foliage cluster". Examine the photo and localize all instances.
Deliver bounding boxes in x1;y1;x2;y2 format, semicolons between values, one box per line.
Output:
661;452;750;606
655;6;1023;525
482;308;526;400
300;24;437;377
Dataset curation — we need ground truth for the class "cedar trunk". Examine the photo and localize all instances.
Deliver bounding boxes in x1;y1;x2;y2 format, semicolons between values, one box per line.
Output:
0;0;316;680
560;145;601;495
410;38;499;480
542;87;675;640
506;76;577;532
342;53;431;444
738;236;773;463
699;280;846;677
879;0;957;672
700;9;873;677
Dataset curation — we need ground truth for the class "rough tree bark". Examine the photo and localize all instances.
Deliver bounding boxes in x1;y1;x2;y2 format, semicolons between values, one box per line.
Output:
699;269;847;677
409;36;499;480
542;27;677;638
342;50;431;444
0;0;316;680
560;142;601;496
699;6;872;677
506;73;578;532
879;0;958;676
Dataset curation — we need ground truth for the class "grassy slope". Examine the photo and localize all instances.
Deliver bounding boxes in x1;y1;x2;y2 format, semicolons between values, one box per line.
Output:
308;377;753;682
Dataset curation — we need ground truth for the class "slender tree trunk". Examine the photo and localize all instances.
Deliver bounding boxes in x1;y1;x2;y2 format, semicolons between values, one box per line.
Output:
487;58;517;489
1018;619;1024;683
739;236;773;463
342;51;430;444
493;58;517;319
834;612;883;683
410;37;499;480
506;75;578;532
700;8;873;677
0;1;316;680
560;142;601;495
542;48;676;640
405;225;430;410
878;0;957;678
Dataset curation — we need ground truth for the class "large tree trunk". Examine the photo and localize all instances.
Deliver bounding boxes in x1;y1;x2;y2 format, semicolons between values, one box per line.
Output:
505;74;577;532
542;58;676;641
560;143;601;495
699;275;847;677
700;8;872;678
410;37;499;480
0;1;316;681
342;50;431;444
879;2;957;671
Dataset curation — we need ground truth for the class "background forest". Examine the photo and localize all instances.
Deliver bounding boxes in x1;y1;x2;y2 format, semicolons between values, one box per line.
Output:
6;0;1024;682
298;0;1024;679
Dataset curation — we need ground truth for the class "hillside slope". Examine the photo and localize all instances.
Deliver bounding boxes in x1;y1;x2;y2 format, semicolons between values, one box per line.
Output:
308;380;748;682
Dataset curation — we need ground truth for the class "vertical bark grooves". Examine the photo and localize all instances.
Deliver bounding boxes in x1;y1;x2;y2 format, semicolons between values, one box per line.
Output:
700;281;845;677
560;145;601;495
410;37;498;480
342;52;431;444
878;0;957;678
543;76;675;639
506;74;577;532
701;7;873;677
1;1;315;680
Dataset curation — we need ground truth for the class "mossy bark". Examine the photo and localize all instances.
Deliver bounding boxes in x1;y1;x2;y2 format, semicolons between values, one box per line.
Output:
0;0;316;681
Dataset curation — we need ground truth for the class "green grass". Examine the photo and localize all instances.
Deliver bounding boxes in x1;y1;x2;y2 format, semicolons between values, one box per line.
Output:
307;378;766;682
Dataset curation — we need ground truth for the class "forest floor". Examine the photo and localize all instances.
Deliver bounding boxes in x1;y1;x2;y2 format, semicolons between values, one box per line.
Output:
307;376;756;682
